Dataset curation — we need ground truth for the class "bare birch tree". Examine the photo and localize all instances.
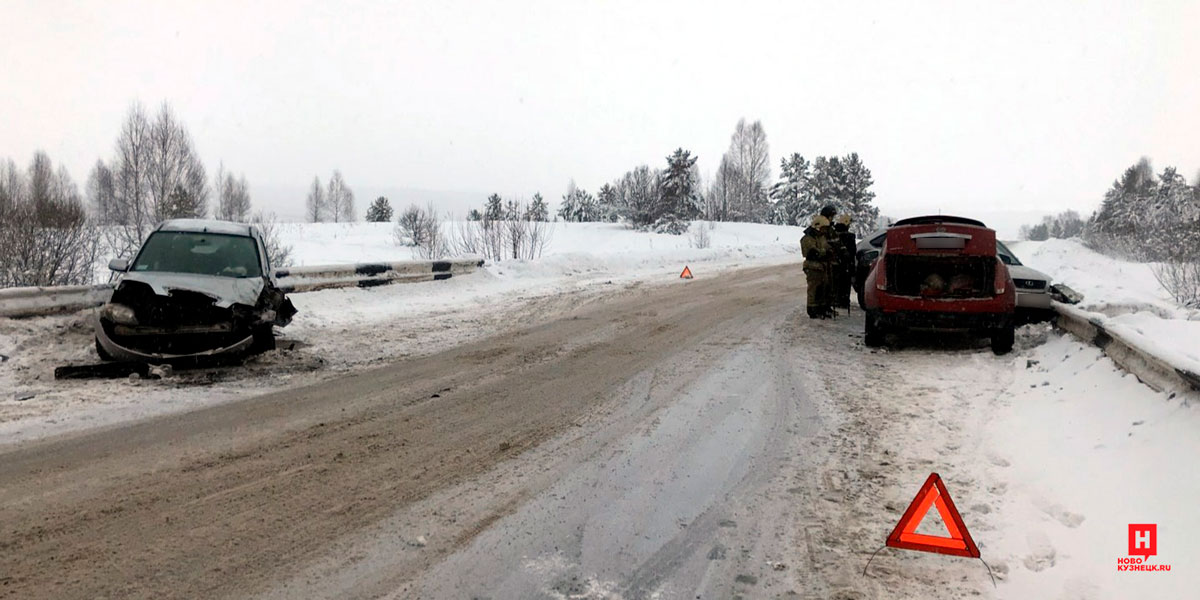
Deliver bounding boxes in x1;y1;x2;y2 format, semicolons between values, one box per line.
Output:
213;163;252;221
148;102;207;221
0;152;99;287
104;102;208;256
718;118;771;221
325;170;355;222
305;176;325;222
86;160;117;225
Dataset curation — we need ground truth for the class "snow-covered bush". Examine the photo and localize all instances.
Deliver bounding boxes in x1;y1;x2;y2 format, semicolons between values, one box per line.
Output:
688;221;711;249
394;204;448;259
1151;260;1200;308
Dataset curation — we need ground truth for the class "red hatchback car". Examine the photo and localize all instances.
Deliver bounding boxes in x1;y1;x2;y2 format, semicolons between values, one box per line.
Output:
861;216;1016;354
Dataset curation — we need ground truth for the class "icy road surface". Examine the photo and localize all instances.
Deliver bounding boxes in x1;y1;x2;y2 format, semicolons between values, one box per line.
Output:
2;263;1194;599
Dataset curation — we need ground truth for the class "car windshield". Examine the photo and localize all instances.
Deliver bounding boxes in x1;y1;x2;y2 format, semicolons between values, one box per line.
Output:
995;241;1023;266
131;231;263;278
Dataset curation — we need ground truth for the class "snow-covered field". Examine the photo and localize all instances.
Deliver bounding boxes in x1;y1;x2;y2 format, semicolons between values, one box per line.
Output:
1010;238;1200;374
282;219;800;277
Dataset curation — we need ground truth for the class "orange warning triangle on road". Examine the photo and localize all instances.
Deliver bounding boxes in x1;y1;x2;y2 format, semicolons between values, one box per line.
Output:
886;472;980;558
680;266;694;279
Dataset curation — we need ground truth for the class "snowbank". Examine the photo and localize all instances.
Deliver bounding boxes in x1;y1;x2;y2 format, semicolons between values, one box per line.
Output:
1009;238;1200;374
985;333;1199;599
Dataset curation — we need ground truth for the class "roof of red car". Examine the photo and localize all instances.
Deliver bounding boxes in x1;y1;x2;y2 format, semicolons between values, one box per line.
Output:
892;215;987;228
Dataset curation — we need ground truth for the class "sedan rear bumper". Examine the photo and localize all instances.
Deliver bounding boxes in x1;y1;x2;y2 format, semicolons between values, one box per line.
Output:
874;309;1013;331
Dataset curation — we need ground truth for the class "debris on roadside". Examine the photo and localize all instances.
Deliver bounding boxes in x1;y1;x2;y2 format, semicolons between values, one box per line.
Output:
1049;283;1083;305
148;364;174;379
56;361;152;380
54;355;244;380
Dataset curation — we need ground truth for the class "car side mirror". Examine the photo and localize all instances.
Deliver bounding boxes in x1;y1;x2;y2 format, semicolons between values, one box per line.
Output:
108;258;129;272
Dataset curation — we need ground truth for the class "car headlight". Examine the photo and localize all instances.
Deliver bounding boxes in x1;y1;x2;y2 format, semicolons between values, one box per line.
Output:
101;303;138;325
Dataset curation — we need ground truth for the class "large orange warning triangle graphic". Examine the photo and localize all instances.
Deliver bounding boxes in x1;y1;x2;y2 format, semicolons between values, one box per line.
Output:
680;266;694;279
886;472;980;558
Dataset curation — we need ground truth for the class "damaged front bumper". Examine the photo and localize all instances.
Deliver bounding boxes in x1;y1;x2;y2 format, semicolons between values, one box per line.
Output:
93;275;296;362
94;315;258;362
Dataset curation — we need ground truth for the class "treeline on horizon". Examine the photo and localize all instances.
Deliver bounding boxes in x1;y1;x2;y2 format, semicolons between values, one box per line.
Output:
0;103;888;287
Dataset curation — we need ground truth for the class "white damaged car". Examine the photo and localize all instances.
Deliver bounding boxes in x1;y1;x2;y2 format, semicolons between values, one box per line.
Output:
95;219;296;362
995;240;1053;311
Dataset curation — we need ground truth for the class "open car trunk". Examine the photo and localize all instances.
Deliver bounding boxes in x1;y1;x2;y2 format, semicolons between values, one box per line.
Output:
885;255;996;299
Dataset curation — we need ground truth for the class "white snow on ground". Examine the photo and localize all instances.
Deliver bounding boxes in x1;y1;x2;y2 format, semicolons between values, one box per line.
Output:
1010;238;1200;373
1;223;1198;596
984;332;1199;599
0;221;803;444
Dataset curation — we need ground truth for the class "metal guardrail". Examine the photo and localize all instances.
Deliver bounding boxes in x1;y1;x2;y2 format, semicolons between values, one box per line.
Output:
0;284;115;318
0;257;486;318
1053;301;1200;396
272;257;484;293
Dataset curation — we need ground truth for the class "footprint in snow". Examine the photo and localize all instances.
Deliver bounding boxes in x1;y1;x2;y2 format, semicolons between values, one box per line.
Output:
1040;503;1085;528
1022;532;1057;572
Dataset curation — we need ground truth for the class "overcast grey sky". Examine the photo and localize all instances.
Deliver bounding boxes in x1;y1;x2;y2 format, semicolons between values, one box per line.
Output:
3;0;1198;233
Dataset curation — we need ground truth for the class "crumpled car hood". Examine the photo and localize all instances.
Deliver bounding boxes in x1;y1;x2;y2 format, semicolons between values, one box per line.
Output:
118;272;265;308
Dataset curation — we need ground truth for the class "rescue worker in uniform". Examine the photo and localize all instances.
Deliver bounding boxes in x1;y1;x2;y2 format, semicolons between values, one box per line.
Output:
819;205;842;314
832;214;856;309
801;214;835;318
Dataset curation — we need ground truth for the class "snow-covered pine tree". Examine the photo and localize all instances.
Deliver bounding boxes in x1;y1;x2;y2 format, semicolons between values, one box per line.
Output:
558;184;598;222
365;196;393;222
1150;166;1200;260
556;183;579;222
527;192;549;221
809;156;834;209
840;152;880;237
596;183;619;222
768;153;816;226
576;188;598;221
483;193;504;224
654;149;700;234
616;165;660;228
1085;158;1157;256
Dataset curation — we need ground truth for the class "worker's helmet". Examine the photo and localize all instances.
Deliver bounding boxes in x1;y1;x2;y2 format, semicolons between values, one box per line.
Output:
820;204;838;219
811;215;831;228
835;214;852;226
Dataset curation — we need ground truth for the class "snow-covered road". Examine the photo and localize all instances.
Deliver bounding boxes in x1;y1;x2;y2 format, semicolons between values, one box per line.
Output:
3;259;1193;599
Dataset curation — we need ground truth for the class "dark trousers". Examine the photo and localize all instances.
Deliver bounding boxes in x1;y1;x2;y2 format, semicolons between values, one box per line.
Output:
805;267;829;315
